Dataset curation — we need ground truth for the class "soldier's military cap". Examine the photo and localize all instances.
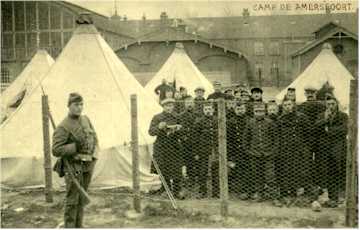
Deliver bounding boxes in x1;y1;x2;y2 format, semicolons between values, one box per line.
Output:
241;90;250;96
287;87;296;91
304;86;317;92
253;102;266;111
68;92;83;106
224;89;233;93
251;87;263;94
325;93;337;101
161;98;176;106
267;100;277;105
194;87;205;92
213;81;221;86
203;100;214;107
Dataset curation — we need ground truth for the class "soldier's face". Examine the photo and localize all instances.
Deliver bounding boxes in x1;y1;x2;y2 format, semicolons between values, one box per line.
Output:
267;105;278;115
226;100;236;109
69;102;83;116
305;91;316;101
226;91;233;96
180;89;187;96
252;92;262;100
234;92;241;99
163;103;174;113
254;109;265;117
195;90;204;98
213;84;221;92
286;91;296;100
235;105;246;115
326;99;337;113
165;91;173;98
282;100;294;113
203;106;214;116
174;92;182;99
184;99;194;110
241;95;250;102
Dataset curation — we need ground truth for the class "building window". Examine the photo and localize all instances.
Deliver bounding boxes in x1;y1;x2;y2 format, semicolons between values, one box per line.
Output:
254;42;264;56
271;61;280;87
333;44;344;55
1;68;11;84
270;42;280;56
255;62;263;85
14;1;25;31
2;1;13;32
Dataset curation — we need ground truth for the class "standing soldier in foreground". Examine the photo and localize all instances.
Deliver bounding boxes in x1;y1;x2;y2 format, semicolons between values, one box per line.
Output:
52;93;98;228
314;95;348;208
194;87;206;117
227;102;250;199
178;96;197;189
193;101;219;198
243;103;280;206
148;98;184;198
277;98;311;204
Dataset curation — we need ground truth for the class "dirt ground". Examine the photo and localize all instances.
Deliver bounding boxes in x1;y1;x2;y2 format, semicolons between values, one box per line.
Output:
1;187;346;228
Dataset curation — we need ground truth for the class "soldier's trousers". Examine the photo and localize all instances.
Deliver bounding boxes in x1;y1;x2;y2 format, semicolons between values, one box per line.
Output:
249;155;276;195
64;168;93;228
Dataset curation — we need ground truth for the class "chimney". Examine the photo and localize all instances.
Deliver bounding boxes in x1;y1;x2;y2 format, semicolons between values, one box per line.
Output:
160;12;168;25
142;13;146;21
325;5;331;15
242;8;250;25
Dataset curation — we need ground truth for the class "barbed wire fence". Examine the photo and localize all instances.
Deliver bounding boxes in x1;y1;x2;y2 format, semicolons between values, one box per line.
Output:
129;80;357;226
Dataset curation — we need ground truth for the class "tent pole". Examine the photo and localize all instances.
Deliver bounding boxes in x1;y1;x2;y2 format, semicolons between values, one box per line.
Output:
41;95;53;203
131;94;141;213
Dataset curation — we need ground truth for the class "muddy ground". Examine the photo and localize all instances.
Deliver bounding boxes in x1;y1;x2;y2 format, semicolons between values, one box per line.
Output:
1;187;345;228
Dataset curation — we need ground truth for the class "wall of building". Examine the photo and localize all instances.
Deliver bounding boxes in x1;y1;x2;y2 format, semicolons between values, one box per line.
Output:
1;1;130;85
116;41;249;86
292;37;358;78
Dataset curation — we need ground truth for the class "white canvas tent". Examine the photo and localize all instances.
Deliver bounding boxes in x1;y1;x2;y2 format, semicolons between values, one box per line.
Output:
0;22;162;190
276;43;354;112
1;50;54;122
145;42;214;99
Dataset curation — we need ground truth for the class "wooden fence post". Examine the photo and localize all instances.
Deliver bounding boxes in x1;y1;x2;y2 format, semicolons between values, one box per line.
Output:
345;79;358;227
41;95;53;203
131;94;141;213
218;99;228;218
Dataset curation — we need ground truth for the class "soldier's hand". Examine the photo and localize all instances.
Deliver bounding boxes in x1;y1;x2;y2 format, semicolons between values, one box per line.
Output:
175;124;182;131
194;155;200;160
228;161;236;168
158;122;167;129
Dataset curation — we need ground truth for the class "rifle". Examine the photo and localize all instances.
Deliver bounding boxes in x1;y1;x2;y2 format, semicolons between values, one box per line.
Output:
42;86;92;205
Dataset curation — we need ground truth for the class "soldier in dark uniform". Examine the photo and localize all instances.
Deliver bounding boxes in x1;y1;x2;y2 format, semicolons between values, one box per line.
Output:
207;81;232;100
227;102;250;199
240;90;251;104
243;103;280;206
285;88;296;102
277;98;312;202
298;87;326;197
194;87;206;117
247;87;263;117
155;79;175;102
314;95;348;208
193;101;219;198
148;98;184;198
178;96;197;188
52;93;98;228
174;91;185;115
226;100;236;120
267;100;279;121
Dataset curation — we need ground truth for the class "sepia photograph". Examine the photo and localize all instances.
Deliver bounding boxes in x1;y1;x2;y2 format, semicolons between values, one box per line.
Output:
0;0;358;228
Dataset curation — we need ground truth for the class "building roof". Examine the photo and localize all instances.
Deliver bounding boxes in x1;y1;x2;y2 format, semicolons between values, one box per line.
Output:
291;22;358;57
117;26;248;59
183;13;357;39
63;2;357;41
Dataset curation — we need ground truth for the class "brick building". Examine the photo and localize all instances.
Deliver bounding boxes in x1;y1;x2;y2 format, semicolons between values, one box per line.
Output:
1;1;358;90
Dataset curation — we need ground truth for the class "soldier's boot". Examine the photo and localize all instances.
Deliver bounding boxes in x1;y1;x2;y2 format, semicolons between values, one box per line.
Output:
64;205;78;228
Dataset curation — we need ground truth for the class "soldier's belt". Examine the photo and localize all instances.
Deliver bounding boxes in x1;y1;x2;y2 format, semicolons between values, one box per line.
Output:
74;153;94;162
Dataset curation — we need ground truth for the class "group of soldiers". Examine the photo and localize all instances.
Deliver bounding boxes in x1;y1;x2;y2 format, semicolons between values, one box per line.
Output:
149;80;348;209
